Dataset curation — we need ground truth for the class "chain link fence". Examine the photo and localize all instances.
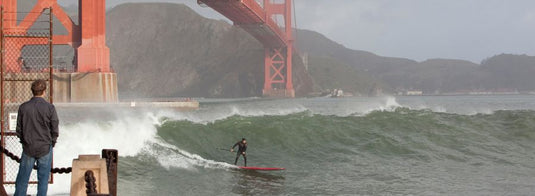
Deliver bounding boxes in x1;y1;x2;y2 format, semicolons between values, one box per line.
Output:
1;8;53;184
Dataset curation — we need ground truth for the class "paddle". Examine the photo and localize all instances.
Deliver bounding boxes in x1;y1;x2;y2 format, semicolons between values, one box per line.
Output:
217;148;233;152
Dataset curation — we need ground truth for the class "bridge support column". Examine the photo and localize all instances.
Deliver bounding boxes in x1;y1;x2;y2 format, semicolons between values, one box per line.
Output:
262;0;294;98
73;0;117;102
77;0;110;73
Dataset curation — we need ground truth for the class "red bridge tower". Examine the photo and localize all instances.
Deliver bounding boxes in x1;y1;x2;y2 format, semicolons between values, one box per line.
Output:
199;0;296;97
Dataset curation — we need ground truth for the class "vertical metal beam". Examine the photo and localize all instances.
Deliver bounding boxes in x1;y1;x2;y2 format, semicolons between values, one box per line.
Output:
3;0;16;29
49;7;55;184
263;0;273;95
264;48;271;91
0;6;6;193
49;7;54;104
284;0;294;96
77;0;111;72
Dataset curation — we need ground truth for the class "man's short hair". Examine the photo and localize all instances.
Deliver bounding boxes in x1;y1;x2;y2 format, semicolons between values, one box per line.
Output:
31;79;47;96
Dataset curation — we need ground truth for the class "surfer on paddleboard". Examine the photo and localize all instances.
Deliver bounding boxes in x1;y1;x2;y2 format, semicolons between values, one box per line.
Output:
231;138;247;166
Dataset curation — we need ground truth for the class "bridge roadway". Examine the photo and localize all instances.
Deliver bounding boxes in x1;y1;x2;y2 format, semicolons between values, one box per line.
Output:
198;0;288;48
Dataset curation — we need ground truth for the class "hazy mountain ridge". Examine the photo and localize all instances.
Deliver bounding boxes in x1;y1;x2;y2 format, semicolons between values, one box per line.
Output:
479;54;535;91
36;2;535;97
295;29;535;95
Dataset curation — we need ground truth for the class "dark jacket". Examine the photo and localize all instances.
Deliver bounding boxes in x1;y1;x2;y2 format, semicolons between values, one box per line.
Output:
233;141;247;153
16;97;59;157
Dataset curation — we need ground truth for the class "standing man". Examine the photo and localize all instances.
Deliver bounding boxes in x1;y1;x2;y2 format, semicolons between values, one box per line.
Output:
231;138;247;166
14;79;59;196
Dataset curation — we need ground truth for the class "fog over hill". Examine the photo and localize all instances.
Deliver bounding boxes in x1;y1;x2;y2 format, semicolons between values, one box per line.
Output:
23;2;535;97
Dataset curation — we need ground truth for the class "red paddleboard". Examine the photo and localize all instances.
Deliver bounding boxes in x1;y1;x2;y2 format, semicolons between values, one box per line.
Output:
238;166;285;171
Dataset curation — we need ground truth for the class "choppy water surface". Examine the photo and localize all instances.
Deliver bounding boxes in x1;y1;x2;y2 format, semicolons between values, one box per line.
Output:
15;95;535;195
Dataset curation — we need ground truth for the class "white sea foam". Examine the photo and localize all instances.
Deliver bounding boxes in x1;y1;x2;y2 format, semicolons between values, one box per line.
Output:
157;102;309;124
146;141;236;171
5;109;199;195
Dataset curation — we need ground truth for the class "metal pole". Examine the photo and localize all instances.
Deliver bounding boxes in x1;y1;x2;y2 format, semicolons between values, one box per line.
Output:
0;6;8;195
49;7;53;104
285;0;293;97
48;7;55;185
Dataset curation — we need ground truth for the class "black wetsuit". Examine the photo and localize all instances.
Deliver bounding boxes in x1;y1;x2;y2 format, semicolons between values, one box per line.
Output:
233;141;247;166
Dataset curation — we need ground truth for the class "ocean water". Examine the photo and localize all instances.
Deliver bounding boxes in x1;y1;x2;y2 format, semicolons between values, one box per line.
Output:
9;95;535;195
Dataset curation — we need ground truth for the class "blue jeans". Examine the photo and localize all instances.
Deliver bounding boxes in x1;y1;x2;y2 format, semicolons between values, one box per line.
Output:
14;146;53;196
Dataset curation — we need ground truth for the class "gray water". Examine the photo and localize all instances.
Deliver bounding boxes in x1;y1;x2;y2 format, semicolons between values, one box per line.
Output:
7;95;535;195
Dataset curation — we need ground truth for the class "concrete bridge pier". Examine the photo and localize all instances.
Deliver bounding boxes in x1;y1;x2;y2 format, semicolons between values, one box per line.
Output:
54;72;118;103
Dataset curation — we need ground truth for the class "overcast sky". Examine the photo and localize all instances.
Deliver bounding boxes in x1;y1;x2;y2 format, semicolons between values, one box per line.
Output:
59;0;535;63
